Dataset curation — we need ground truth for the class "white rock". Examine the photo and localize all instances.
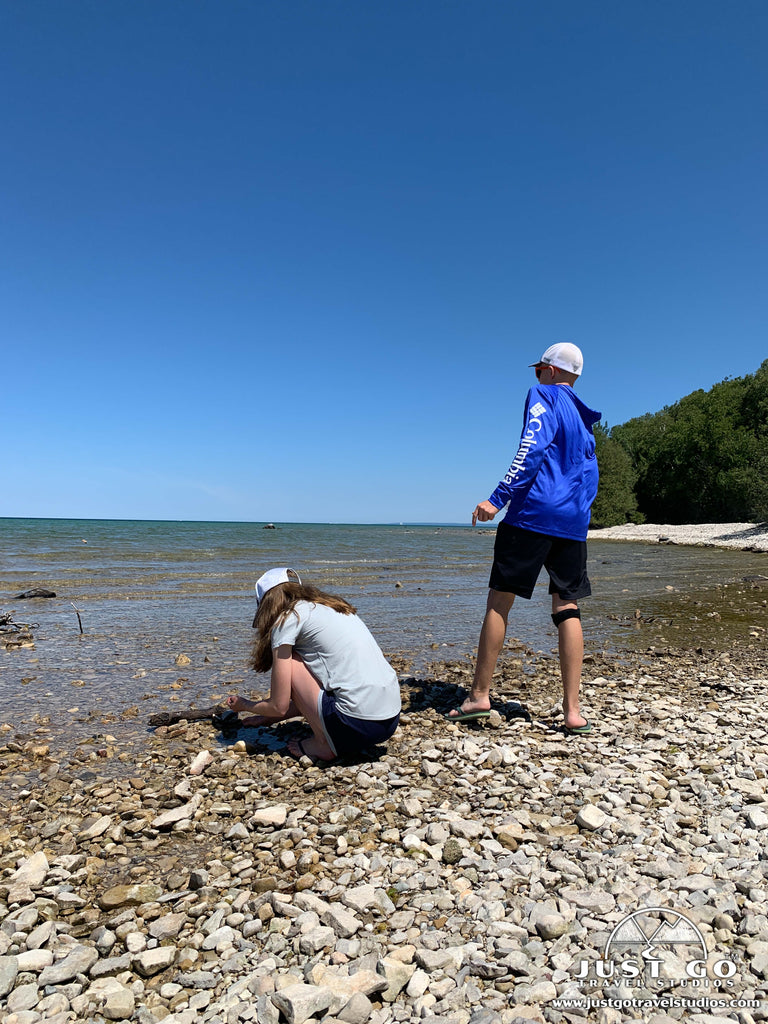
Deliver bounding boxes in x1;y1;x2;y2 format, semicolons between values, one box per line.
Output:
298;926;335;954
405;968;430;998
747;807;768;830
341;884;377;913
132;946;177;976
149;913;187;941
9;852;49;889
272;983;333;1024
190;750;213;776
377;957;416;1001
77;815;113;841
250;805;288;827
15;949;54;972
575;804;607;830
86;978;136;1021
152;793;203;829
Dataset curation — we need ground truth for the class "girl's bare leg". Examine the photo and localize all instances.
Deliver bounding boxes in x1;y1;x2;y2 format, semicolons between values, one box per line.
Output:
284;655;336;761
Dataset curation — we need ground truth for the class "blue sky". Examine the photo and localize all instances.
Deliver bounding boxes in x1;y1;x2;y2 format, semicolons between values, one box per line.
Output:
2;1;766;523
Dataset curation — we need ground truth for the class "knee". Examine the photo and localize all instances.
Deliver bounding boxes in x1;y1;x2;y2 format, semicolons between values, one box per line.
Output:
552;607;581;628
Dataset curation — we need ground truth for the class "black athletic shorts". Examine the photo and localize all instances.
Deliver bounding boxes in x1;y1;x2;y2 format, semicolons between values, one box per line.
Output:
488;522;591;601
320;691;400;758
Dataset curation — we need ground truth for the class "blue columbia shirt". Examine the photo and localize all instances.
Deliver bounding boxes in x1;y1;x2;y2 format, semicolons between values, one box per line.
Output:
488;384;601;541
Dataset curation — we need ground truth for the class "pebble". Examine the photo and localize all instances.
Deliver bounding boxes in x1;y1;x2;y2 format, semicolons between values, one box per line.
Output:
1;644;768;1022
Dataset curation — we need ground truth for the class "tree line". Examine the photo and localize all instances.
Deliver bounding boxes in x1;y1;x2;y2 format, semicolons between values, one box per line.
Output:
591;359;768;527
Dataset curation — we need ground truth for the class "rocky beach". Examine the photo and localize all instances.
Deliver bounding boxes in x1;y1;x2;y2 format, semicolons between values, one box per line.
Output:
2;566;768;1024
588;523;768;554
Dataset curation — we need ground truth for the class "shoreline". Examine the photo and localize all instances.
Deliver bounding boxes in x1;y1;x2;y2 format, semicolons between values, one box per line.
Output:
1;642;768;1021
589;520;768;553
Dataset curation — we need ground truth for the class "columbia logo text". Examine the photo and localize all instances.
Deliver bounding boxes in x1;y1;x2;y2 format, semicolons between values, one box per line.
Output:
504;404;547;482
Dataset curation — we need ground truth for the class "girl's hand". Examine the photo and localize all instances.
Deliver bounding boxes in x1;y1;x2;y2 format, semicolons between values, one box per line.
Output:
226;694;249;713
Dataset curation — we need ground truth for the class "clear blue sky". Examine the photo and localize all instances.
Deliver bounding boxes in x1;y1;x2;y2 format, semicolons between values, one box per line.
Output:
3;1;766;523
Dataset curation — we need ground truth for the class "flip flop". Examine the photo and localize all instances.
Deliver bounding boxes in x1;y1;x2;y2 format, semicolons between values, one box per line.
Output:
564;720;593;735
287;738;337;767
445;707;491;723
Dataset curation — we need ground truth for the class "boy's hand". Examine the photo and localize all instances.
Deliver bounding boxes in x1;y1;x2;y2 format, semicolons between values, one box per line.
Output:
472;501;500;526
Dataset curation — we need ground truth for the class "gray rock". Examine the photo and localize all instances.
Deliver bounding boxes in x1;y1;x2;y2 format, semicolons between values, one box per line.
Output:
449;819;485;840
24;920;56;950
175;969;217;989
534;914;569;940
89;953;133;978
38;944;99;985
0;955;20;997
257;993;281;1024
560;885;616;914
7;981;40;1013
338;990;374;1023
747;808;768;830
510;980;558;1004
201;925;236;951
322;904;362;938
149;912;187;941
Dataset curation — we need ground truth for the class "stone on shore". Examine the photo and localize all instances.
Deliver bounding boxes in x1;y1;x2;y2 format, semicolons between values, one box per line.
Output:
2;640;768;1021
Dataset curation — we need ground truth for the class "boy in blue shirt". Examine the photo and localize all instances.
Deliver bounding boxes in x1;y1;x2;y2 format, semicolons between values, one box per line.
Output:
450;343;601;735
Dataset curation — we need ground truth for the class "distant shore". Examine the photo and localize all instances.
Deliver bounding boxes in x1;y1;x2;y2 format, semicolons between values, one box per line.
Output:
589;520;768;553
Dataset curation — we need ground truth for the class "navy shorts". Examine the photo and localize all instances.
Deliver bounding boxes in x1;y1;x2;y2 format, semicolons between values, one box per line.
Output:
319;691;400;758
489;522;591;601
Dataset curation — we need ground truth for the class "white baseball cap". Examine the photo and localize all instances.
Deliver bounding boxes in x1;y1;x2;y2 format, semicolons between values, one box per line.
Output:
254;567;302;607
529;342;583;376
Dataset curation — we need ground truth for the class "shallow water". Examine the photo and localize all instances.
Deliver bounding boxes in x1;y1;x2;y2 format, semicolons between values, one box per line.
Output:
1;518;766;743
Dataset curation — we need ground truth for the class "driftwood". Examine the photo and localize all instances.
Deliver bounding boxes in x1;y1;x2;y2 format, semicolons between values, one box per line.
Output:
15;589;56;599
1;613;36;650
148;705;240;733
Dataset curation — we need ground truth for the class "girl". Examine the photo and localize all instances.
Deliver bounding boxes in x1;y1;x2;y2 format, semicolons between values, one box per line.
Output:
227;568;401;764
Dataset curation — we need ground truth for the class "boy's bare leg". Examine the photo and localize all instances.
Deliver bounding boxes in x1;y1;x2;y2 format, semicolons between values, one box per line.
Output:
552;595;588;729
447;589;516;717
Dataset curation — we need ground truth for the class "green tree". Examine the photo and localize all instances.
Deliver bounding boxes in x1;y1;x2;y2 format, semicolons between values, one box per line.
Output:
590;423;642;528
612;360;768;523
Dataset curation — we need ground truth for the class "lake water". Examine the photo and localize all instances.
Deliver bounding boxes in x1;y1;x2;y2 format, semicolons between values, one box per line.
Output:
1;518;766;734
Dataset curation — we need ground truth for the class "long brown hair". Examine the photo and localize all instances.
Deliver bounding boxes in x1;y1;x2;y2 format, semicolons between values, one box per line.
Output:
250;582;357;673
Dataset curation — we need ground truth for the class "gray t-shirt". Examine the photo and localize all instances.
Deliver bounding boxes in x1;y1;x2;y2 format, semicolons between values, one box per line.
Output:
271;601;401;721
